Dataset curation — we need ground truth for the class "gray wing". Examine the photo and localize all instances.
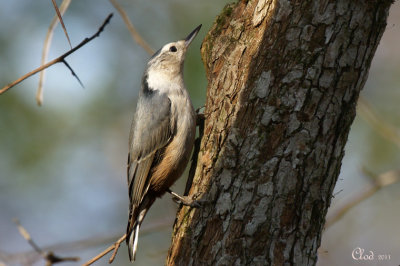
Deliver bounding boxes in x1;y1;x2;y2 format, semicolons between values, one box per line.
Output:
128;91;172;206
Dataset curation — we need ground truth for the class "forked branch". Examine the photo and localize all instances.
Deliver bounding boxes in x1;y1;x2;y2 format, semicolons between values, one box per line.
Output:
0;13;113;95
82;234;126;266
13;218;80;266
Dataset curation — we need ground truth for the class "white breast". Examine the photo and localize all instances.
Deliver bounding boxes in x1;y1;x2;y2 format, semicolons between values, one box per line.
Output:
147;66;196;159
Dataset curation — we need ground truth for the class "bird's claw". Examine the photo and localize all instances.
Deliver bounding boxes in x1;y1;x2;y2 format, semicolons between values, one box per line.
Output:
169;191;204;208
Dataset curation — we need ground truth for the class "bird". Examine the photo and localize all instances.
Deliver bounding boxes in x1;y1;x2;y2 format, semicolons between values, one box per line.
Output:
126;24;202;261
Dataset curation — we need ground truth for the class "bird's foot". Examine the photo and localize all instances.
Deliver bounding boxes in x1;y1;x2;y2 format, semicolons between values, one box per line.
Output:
168;190;203;208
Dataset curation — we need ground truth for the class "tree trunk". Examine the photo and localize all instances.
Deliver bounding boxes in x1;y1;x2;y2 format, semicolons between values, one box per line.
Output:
167;0;392;265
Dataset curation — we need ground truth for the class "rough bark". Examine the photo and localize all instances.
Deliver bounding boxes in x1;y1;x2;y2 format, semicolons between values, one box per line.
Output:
167;0;392;265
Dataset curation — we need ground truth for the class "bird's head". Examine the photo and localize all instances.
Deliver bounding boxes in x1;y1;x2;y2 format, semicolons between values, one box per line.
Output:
147;25;202;77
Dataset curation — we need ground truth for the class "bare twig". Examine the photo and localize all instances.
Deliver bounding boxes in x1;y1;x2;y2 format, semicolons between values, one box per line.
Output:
13;219;80;265
2;217;173;265
13;218;43;255
0;13;113;95
81;207;176;264
108;234;126;263
37;0;71;106
109;0;154;55
325;169;399;228
62;59;84;88
51;0;72;48
82;234;126;266
84;214;175;265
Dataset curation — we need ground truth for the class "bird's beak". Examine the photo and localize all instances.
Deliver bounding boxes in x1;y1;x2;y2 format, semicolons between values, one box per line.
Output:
185;24;202;47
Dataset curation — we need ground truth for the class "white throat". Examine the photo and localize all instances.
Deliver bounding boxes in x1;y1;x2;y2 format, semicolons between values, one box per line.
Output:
146;68;184;94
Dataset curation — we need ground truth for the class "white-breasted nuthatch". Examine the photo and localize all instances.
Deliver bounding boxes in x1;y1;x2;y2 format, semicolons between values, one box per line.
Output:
126;24;202;261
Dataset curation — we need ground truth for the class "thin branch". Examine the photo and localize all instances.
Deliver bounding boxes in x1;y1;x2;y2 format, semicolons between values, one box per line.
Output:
44;252;80;266
81;210;176;264
82;234;126;266
0;13;113;95
62;59;84;88
13;218;44;255
325;169;399;228
108;234;126;263
1;217;174;265
13;219;80;265
51;0;72;48
109;0;154;55
37;0;71;106
84;214;175;265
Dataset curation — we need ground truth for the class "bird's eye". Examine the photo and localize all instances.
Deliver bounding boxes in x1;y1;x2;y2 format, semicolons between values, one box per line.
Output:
169;46;177;52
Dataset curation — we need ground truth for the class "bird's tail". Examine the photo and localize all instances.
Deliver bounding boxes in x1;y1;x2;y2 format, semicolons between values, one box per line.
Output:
126;195;155;262
128;221;140;261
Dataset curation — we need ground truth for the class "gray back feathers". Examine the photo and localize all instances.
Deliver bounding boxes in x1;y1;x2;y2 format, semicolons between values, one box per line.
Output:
128;77;173;206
